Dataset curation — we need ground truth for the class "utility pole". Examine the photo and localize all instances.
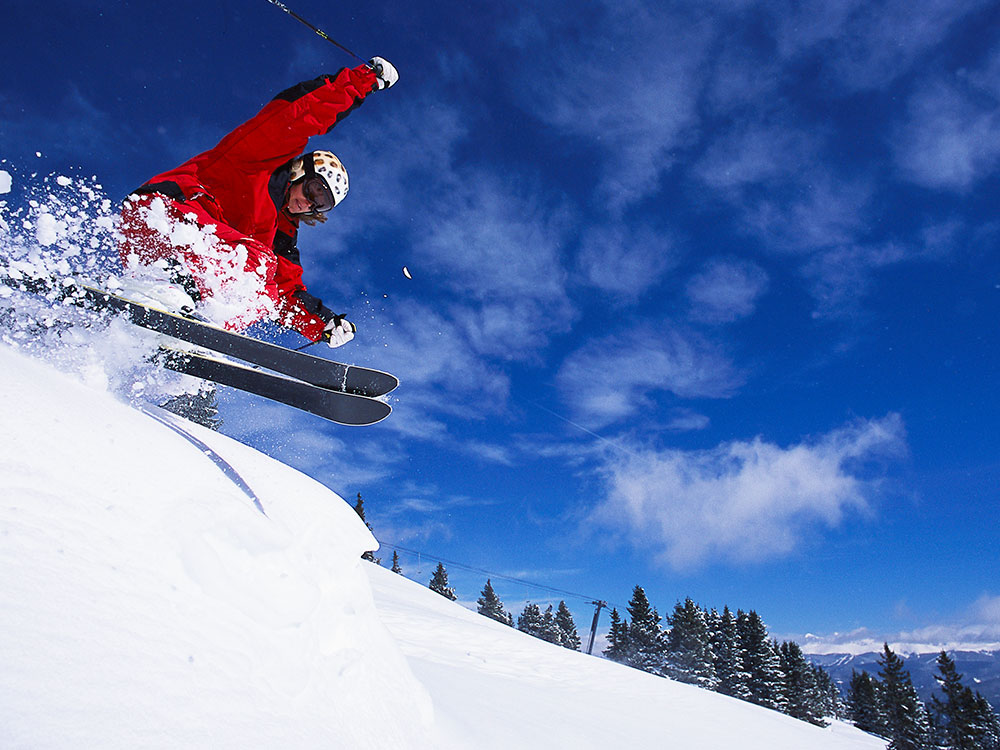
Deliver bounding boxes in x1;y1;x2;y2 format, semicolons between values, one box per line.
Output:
586;600;608;655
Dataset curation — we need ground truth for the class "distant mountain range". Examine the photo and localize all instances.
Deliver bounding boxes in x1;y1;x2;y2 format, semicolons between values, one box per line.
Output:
807;650;1000;711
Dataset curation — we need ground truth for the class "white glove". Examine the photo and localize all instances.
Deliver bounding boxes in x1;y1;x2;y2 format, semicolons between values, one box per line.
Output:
323;315;356;348
368;56;398;90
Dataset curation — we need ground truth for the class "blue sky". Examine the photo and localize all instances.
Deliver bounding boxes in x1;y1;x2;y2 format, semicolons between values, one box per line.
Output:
2;0;999;650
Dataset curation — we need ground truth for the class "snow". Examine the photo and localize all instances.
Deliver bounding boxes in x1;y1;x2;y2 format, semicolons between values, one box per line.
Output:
0;346;434;749
33;210;66;246
0;170;11;194
0;342;887;749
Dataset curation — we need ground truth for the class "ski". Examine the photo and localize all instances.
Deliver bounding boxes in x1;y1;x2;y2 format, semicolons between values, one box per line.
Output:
159;347;391;426
0;263;398;398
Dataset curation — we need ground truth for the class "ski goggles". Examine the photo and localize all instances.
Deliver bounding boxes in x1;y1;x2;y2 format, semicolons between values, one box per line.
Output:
302;175;336;214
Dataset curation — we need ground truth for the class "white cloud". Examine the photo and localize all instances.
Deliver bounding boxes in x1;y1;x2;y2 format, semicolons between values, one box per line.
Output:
349;297;512;441
798;593;1000;654
694;118;823;192
685;258;769;323
504;2;711;209
575;222;680;300
894;71;1000;191
411;171;577;358
745;174;876;254
665;408;711;432
770;0;991;94
589;414;906;569
372;481;500;546
556;325;742;429
216;395;402;491
801;242;907;319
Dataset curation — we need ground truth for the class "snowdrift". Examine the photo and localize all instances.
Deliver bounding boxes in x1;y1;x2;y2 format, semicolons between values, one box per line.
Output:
0;344;886;749
0;345;433;749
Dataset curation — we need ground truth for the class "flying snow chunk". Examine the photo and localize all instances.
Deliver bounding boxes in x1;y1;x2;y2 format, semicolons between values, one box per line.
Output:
35;213;66;246
56;175;72;187
403;266;412;280
0;170;11;194
35;151;42;158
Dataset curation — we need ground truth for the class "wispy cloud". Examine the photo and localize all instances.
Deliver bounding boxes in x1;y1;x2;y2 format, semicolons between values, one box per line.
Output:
575;222;681;301
556;324;742;429
503;1;711;210
744;174;877;254
371;480;500;546
411;170;577;359
665;408;712;432
588;414;907;569
685;257;769;323
216;394;403;492
694;117;824;193
801;242;907;319
893;54;1000;191
769;0;991;94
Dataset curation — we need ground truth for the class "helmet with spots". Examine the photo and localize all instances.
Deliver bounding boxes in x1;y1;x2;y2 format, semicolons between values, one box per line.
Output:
289;150;349;209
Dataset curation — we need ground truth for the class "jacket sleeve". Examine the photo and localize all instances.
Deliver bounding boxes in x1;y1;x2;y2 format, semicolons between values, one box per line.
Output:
270;226;336;341
201;64;379;175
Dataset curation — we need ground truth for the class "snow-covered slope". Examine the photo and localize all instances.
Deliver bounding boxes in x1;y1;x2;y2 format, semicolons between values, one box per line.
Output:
0;344;886;749
369;565;884;749
0;345;433;749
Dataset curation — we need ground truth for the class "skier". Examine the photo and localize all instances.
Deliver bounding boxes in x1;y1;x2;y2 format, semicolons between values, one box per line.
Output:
117;57;398;348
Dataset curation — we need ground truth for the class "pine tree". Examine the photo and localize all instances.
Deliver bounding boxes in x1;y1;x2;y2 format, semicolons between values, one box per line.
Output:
428;562;457;601
517;602;544;637
160;386;222;430
554;601;581;651
664;598;716;688
477;579;512;626
848;669;886;736
539;605;563;645
932;651;976;749
736;610;785;711
813;664;844;720
390;550;403;574
879;643;933;750
353;492;378;563
625;586;667;675
971;693;1000;750
711;605;752;700
931;650;1000;750
603;607;630;663
779;640;825;726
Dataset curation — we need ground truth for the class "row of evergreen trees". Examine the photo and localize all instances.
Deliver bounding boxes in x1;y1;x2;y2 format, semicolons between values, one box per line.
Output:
603;586;840;727
846;646;1000;749
354;496;1000;745
428;563;584;651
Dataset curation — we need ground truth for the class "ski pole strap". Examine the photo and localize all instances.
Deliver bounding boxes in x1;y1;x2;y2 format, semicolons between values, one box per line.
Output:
264;0;367;63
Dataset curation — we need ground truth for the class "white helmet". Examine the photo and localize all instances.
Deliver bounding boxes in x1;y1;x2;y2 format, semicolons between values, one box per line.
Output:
289;150;349;209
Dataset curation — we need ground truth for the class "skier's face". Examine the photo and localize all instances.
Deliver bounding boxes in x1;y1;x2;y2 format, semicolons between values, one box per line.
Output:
286;176;336;216
285;182;316;215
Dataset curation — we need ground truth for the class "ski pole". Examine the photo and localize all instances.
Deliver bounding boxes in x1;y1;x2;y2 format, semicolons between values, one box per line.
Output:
264;0;367;64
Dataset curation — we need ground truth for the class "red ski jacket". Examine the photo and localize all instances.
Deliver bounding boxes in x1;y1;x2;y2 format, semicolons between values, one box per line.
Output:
129;63;379;340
